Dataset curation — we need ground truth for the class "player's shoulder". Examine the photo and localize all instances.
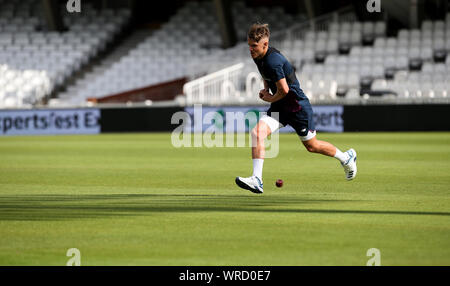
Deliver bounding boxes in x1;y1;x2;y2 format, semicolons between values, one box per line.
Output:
265;47;286;66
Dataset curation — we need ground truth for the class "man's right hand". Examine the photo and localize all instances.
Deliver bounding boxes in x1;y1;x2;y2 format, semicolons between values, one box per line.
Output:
259;89;273;102
259;89;269;99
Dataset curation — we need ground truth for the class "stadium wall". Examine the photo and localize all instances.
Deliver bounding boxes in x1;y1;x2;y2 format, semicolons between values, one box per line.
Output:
87;78;187;104
100;106;184;133
343;104;450;132
0;104;449;136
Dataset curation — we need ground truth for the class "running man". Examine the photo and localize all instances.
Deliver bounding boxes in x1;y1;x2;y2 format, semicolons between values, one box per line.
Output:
235;23;357;194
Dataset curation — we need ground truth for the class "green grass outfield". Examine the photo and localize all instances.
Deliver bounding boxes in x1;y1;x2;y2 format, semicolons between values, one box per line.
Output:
0;132;449;266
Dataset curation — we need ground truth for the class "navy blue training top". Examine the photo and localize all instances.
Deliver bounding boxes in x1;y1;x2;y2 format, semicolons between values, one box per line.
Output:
253;47;308;112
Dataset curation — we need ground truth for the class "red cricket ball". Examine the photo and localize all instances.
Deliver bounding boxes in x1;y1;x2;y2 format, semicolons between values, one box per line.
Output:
275;179;283;188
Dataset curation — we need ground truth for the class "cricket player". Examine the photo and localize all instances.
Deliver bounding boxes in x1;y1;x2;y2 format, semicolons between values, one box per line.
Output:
235;23;357;194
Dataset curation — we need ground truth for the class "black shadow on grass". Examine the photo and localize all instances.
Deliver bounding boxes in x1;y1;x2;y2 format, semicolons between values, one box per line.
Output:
0;194;448;221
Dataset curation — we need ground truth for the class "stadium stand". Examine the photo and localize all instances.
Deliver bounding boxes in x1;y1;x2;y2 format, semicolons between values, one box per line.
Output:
186;9;450;105
369;18;450;101
54;0;306;106
292;16;450;103
1;0;449;107
0;0;131;108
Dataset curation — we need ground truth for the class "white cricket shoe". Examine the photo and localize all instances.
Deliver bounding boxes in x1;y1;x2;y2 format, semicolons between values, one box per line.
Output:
342;148;357;181
235;176;264;194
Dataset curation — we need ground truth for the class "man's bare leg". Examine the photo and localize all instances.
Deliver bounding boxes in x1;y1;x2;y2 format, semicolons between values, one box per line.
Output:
251;121;272;159
302;136;357;180
234;120;271;194
250;120;271;180
301;137;338;157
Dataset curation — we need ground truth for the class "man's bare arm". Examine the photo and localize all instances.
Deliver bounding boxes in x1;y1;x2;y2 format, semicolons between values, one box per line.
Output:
260;78;289;103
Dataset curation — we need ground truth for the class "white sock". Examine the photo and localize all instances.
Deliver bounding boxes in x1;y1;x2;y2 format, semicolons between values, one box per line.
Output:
252;159;264;180
334;148;349;163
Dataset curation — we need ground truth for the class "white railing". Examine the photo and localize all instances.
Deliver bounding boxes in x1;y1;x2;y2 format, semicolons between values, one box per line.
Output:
183;63;265;105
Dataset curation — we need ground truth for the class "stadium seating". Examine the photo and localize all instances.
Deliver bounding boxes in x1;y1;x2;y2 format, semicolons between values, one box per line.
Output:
183;8;450;104
1;0;449;107
367;17;450;100
0;0;130;108
275;14;450;103
54;0;306;105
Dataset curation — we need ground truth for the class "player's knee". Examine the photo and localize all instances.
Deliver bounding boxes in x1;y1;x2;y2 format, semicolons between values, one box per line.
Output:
304;143;318;153
251;126;267;141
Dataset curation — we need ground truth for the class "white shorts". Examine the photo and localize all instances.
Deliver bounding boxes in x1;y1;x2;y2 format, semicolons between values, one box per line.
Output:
259;115;316;141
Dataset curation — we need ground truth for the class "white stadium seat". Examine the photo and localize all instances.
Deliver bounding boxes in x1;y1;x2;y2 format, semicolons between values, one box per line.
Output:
0;0;132;107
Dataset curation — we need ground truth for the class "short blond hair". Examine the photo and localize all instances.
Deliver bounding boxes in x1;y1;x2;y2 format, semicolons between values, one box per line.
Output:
247;23;270;42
